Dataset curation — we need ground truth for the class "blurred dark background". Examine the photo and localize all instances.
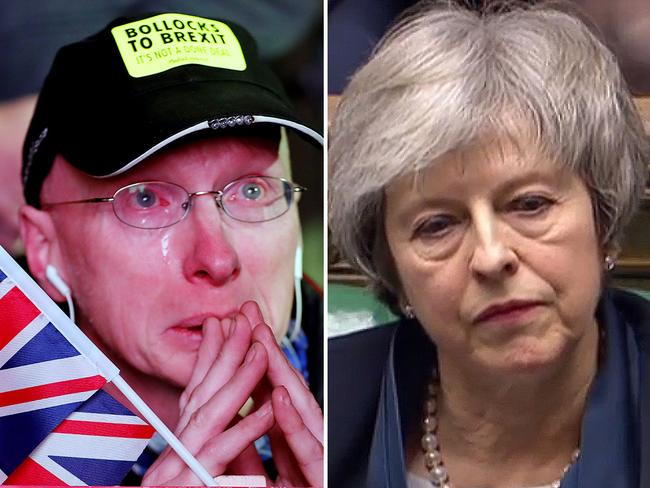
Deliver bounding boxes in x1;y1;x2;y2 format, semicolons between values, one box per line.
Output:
329;0;650;95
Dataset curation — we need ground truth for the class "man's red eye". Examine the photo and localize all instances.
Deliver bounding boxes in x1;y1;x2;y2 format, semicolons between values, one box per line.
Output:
135;190;157;208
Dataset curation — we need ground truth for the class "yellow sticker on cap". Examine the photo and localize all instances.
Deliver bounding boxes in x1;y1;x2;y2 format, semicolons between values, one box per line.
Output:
111;13;247;78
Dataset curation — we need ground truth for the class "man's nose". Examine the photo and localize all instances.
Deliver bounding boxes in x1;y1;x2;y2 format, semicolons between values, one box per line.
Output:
181;197;240;287
468;207;519;281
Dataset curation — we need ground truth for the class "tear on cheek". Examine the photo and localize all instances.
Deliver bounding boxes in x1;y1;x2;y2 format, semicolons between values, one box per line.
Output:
160;234;170;259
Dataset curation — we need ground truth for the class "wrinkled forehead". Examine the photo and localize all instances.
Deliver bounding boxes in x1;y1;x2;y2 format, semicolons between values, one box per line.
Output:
42;131;288;201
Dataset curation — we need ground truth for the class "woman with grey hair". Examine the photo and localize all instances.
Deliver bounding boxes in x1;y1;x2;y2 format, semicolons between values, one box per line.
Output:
328;1;650;487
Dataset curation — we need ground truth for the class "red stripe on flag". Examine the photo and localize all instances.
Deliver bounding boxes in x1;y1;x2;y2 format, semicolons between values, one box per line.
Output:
54;419;155;439
5;457;66;485
0;286;41;349
0;375;106;407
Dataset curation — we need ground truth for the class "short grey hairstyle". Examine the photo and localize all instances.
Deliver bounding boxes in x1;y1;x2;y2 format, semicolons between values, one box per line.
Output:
329;0;650;312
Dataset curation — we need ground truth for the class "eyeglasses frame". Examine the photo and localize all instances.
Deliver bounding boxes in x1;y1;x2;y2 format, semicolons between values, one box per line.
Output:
41;176;307;229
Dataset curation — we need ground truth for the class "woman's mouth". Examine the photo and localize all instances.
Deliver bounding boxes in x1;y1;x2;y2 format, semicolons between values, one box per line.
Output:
473;300;544;326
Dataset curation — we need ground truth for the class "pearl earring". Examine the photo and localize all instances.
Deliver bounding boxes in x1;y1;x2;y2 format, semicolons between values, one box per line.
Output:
404;304;415;319
604;255;615;271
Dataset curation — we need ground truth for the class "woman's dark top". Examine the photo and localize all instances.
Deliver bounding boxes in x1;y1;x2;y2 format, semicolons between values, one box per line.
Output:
328;288;650;487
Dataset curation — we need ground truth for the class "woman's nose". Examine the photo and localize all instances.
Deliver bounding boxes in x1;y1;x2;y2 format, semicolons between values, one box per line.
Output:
181;198;240;287
467;209;519;281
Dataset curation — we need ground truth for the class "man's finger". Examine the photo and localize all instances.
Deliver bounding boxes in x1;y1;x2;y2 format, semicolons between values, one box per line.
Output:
226;442;267;478
166;401;275;486
253;323;323;442
267;422;306;487
177;314;252;431
151;342;269;482
180;342;268;451
272;386;323;487
180;316;225;411
241;300;265;328
145;402;273;486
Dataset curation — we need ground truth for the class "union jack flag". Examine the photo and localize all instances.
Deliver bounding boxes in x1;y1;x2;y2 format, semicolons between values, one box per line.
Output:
5;389;155;485
0;246;151;484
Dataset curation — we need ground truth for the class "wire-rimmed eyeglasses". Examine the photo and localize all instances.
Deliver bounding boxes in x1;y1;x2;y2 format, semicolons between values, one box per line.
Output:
41;176;306;229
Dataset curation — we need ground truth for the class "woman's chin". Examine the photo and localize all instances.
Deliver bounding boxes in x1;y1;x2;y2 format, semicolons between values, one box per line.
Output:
472;335;572;376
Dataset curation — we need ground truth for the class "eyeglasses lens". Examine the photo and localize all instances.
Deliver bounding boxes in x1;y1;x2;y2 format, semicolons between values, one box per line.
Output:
113;182;189;229
222;176;293;223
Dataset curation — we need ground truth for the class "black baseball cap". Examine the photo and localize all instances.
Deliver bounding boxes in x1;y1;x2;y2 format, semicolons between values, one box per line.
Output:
22;12;323;207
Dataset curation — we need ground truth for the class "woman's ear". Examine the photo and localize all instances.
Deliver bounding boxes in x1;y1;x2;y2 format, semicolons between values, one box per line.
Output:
605;243;621;261
19;205;67;301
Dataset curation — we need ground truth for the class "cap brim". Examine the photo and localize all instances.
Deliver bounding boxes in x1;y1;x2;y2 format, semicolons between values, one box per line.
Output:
56;80;322;177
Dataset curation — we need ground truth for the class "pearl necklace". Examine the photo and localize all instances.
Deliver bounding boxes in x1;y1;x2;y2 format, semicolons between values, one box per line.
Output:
421;378;580;488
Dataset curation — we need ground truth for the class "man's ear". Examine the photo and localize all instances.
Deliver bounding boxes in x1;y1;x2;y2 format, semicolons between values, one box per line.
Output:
19;205;67;302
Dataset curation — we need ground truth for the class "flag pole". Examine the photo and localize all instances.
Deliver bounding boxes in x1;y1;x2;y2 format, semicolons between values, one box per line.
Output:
113;375;216;486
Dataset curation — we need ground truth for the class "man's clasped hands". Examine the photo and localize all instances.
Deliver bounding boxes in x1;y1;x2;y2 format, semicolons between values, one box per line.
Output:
142;301;323;487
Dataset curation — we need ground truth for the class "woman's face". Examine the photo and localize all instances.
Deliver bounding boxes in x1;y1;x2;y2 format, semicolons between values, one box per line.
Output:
384;140;603;374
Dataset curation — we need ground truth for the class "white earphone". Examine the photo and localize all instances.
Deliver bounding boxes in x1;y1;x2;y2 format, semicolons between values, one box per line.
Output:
291;245;303;341
282;246;304;344
294;245;303;282
281;245;303;364
45;264;75;323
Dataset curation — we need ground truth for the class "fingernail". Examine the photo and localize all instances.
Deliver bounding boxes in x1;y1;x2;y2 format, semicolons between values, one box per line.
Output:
227;319;236;338
255;401;272;417
220;318;229;336
245;343;258;363
280;389;291;406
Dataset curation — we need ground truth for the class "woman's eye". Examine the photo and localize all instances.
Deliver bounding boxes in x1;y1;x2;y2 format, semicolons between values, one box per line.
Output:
414;215;456;238
509;195;554;214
